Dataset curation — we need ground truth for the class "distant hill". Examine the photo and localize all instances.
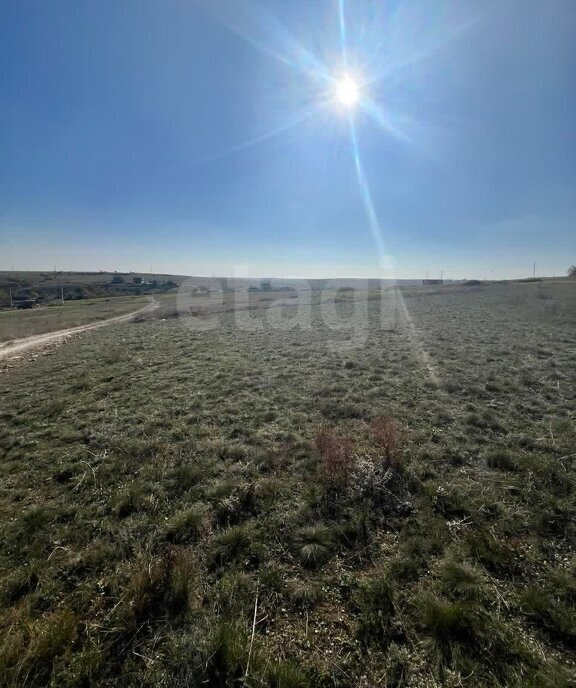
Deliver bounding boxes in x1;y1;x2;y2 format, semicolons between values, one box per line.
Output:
0;270;461;307
0;271;444;291
0;271;186;307
0;270;189;290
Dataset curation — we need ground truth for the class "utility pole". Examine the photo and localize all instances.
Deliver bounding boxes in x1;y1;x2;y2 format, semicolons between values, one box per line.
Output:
9;287;13;308
441;270;444;284
533;263;536;278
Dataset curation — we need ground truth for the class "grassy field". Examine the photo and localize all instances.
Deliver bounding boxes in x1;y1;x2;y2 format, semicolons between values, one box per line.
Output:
0;296;148;343
0;271;189;290
0;281;575;686
0;271;184;308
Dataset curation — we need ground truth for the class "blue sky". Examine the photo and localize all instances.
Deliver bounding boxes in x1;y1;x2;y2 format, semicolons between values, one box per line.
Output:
1;0;574;279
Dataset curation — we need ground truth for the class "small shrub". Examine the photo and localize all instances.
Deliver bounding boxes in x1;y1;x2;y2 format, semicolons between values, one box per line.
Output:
369;416;405;463
214;483;258;526
258;567;284;606
351;454;413;516
315;425;354;490
254;477;282;506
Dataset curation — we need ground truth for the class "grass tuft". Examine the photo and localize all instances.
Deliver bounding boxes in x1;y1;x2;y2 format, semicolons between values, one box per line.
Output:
164;503;208;543
295;525;334;570
438;559;486;599
355;574;396;646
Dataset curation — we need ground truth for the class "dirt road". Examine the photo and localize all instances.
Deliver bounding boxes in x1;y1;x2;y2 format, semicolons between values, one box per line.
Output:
0;298;159;362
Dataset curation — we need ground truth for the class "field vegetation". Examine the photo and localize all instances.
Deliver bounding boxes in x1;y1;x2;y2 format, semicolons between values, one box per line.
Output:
0;296;149;343
0;280;575;686
0;272;182;309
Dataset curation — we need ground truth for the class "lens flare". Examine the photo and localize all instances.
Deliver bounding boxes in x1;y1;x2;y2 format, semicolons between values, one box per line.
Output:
334;73;361;109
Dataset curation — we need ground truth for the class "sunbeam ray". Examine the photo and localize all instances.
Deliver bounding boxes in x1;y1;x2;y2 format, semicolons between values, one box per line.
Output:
197;0;331;82
364;4;482;86
348;117;386;262
181;107;316;169
361;98;413;145
349;116;439;385
338;0;348;68
396;289;441;386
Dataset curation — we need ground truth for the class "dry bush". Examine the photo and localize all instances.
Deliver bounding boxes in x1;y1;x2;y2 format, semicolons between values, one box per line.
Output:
315;421;413;516
349;454;413;516
369;416;405;464
315;425;355;490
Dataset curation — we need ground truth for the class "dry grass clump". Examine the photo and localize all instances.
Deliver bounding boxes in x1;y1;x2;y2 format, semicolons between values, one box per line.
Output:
314;425;354;490
314;416;412;517
369;415;405;464
0;609;77;684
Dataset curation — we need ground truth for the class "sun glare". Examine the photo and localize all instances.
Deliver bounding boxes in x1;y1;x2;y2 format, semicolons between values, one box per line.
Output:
334;73;361;109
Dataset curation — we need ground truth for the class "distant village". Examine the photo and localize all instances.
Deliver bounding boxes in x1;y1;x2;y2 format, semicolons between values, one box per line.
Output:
0;272;177;309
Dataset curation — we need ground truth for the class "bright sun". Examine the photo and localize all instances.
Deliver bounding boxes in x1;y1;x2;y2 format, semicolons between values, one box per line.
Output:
334;73;361;109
